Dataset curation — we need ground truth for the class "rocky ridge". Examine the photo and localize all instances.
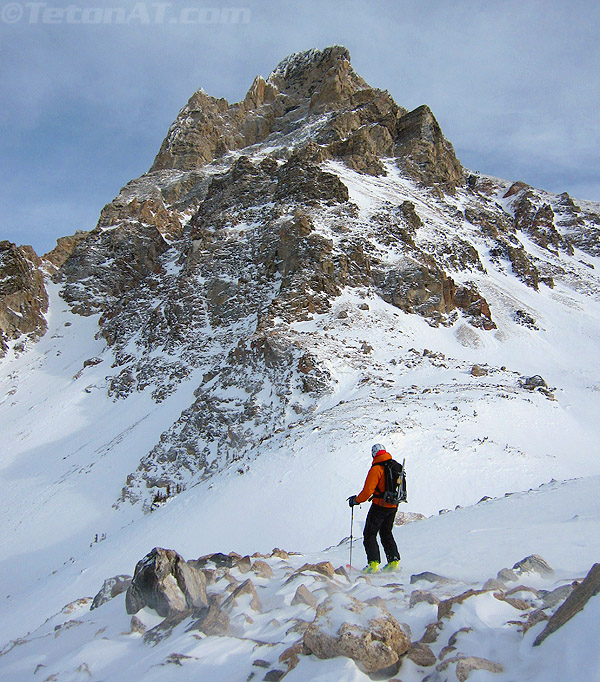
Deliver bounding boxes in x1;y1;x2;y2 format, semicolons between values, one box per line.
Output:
1;47;600;509
3;535;597;681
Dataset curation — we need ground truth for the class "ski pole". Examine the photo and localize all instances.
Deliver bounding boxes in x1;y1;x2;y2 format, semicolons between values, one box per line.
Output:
349;505;354;570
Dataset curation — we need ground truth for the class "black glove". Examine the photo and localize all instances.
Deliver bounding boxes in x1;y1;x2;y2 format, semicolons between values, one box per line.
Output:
347;495;358;507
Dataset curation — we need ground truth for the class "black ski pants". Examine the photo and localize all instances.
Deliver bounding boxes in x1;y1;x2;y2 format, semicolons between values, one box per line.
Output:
363;503;400;564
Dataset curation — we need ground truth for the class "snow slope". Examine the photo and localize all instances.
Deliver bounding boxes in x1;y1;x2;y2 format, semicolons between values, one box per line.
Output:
2;161;600;679
1;476;599;682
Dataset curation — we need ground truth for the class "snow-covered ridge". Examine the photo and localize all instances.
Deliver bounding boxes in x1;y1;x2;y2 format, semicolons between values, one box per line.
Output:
1;477;599;682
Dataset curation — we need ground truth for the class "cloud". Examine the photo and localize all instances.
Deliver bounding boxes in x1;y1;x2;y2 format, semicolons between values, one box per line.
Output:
1;0;599;252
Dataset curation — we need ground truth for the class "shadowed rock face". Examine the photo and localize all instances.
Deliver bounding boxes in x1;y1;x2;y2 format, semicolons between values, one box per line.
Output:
0;241;48;355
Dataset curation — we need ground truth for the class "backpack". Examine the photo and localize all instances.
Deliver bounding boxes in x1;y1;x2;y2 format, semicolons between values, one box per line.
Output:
372;459;407;505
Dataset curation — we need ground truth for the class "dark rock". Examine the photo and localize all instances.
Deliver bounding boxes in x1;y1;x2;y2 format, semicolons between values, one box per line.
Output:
410;590;440;608
0;241;48;354
222;578;262;612
407;641;436;666
252;560;274;579
394;105;463;192
420;621;443;644
44;231;89;270
410;572;456;585
497;568;519;583
503;181;530;198
540;584;574;609
438;589;488;619
292;584;318;609
519;376;548;391
142;609;192;645
534;564;600;646
292;561;336;579
471;364;487;377
125;547;208;617
512;554;554;577
437;655;503;682
187;598;230;636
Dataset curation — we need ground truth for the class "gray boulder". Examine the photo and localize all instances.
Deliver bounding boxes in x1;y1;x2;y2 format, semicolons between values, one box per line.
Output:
125;547;208;617
512;554;554;578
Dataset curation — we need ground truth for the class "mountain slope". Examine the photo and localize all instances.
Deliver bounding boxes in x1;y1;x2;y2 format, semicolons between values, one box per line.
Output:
1;45;600;680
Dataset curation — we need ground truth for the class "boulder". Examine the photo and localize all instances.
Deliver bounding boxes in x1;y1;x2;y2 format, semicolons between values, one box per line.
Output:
512;554;554;577
410;572;456;585
410;590;440;608
303;593;410;675
292;584;318;609
234;556;252;573
395;511;427;526
91;575;132;610
497;568;519;583
125;547;208;617
534;563;600;646
292;561;336;579
540;584;574;609
187;598;230;636
437;656;503;682
438;589;488;619
252;560;274;579
519;375;548;391
222;578;262;612
407;641;436;666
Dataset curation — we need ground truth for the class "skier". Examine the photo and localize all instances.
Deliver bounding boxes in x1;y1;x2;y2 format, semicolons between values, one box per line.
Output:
347;443;401;573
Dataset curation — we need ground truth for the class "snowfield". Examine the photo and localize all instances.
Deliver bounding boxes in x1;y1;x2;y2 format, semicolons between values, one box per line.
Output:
2;160;600;681
1;476;599;682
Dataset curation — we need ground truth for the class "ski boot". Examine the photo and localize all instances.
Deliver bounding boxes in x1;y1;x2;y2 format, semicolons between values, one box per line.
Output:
382;560;400;572
362;561;380;574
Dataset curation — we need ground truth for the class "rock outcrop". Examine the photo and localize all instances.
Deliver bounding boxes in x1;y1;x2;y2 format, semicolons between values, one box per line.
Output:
4;46;598;509
125;547;208;617
533;563;600;646
0;241;48;355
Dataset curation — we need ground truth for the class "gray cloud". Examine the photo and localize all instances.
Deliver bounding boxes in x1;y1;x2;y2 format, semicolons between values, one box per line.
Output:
1;0;598;253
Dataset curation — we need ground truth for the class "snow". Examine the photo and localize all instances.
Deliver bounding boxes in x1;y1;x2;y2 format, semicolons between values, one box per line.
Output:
1;477;600;681
2;160;600;680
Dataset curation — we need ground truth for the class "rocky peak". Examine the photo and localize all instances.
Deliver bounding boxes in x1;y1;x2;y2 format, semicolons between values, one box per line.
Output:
267;45;368;107
149;46;462;188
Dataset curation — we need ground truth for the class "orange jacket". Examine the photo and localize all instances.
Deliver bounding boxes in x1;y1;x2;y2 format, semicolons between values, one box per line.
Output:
355;450;397;508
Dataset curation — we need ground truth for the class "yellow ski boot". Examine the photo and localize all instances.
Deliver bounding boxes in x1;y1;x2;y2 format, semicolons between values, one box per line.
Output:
362;561;380;574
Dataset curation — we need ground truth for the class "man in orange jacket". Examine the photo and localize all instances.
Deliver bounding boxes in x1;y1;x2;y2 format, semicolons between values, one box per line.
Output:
348;443;401;573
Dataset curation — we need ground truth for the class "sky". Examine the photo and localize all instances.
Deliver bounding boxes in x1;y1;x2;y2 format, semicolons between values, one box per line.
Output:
1;0;599;255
